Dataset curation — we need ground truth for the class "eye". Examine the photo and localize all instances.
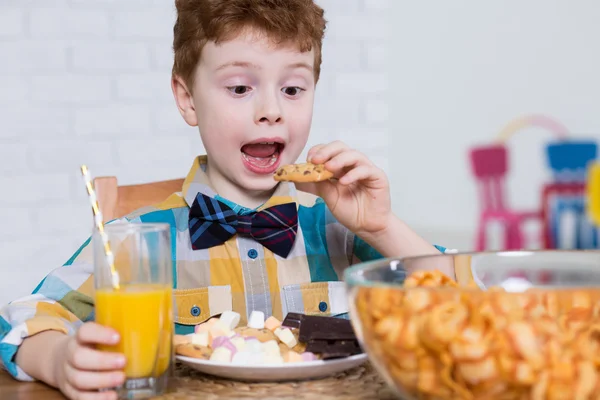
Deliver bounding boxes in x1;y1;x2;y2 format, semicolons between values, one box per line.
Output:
227;86;252;96
282;87;304;97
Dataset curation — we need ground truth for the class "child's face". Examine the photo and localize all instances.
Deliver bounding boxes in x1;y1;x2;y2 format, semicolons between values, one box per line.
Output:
176;29;316;197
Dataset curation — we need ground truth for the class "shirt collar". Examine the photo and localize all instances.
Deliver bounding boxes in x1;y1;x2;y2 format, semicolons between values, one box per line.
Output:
181;155;298;213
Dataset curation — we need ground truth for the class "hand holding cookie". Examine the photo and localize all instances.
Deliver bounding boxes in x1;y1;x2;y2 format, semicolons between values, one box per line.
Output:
278;141;392;236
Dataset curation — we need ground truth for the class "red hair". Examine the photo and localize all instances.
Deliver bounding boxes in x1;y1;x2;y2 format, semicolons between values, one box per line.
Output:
172;0;327;88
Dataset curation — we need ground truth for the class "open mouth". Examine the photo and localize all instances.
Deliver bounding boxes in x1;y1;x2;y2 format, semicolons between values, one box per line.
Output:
240;140;285;173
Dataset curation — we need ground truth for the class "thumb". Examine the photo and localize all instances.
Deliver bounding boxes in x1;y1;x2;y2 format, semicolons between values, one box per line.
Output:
294;182;318;195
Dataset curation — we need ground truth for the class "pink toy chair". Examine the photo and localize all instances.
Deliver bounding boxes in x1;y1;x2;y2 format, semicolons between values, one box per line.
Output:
469;144;542;251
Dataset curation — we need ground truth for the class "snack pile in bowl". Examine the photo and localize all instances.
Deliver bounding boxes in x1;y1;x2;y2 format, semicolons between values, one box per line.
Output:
354;269;600;400
174;311;362;365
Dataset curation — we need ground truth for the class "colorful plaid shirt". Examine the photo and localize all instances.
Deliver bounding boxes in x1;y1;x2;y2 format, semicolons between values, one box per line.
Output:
0;155;447;380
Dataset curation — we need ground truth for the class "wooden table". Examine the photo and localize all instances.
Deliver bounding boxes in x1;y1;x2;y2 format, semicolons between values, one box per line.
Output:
1;370;66;400
1;362;395;400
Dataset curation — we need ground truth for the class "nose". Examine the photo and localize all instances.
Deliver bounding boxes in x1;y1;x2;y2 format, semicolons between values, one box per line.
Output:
254;90;283;125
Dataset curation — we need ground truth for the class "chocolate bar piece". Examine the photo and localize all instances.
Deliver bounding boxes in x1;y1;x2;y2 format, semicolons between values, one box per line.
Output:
282;312;355;341
281;312;304;329
298;319;356;342
306;339;362;359
282;312;363;359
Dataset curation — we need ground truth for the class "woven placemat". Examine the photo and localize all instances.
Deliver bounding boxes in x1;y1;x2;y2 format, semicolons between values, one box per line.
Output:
158;361;396;400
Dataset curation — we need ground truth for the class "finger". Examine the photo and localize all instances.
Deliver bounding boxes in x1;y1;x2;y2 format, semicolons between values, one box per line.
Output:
306;144;326;163
320;181;342;207
65;362;125;391
77;323;120;346
309;141;350;164
339;165;386;186
325;149;371;175
61;381;79;400
294;182;318;196
294;181;330;199
69;345;126;371
62;381;118;400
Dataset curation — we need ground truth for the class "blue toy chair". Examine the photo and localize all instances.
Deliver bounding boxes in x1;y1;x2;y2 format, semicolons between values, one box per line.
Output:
546;140;598;248
546;140;597;182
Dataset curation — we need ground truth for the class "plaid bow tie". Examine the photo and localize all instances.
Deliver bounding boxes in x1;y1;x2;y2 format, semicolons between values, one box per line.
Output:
188;193;298;258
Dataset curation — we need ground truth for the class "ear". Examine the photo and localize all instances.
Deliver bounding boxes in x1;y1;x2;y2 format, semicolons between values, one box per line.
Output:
171;75;198;127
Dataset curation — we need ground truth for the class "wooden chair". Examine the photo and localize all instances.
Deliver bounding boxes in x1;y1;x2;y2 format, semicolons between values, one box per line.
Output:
94;176;185;222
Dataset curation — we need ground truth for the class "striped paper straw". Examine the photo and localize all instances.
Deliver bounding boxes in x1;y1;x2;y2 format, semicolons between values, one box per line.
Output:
80;165;120;289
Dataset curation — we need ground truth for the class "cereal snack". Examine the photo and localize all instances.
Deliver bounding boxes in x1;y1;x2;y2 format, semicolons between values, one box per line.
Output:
355;270;600;400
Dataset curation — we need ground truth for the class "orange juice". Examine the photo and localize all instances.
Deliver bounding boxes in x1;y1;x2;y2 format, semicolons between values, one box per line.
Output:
95;284;173;378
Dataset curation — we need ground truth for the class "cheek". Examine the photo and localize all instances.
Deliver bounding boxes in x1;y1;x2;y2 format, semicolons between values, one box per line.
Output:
286;102;314;140
196;91;230;124
196;95;246;148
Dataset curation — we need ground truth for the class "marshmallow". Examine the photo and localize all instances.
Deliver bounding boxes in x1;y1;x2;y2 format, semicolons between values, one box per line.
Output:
219;311;241;330
264;354;284;364
231;336;247;351
194;318;218;334
210;347;232;363
261;340;281;357
275;327;298;349
245;338;262;353
251;352;266;365
190;332;209;347
301;352;317;362
284;351;303;363
212;336;237;356
209;320;232;345
264;316;282;332
247;310;265;329
174;334;191;346
231;351;255;365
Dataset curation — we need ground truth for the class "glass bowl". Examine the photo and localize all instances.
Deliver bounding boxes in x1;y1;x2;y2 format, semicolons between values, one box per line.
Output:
344;250;600;400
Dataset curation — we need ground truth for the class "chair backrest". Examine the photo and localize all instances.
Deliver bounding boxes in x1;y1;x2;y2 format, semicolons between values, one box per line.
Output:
546;140;597;181
469;144;508;211
470;144;507;178
94;176;185;222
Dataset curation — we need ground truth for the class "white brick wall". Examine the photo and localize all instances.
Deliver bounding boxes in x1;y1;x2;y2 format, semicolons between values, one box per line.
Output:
29;8;111;38
0;0;389;305
71;43;152;71
0;9;26;37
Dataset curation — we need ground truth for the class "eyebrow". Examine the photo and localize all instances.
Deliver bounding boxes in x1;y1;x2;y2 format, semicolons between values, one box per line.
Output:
286;62;313;72
214;61;314;72
215;61;260;71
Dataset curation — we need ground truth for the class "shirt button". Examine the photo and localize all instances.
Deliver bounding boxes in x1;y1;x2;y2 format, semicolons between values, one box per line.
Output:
318;301;328;312
248;249;258;259
190;305;201;317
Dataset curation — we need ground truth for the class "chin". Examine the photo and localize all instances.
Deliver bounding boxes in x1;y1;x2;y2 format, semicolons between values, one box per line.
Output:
239;174;280;193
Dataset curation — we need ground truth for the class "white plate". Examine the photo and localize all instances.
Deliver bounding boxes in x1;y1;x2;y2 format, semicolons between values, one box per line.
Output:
176;353;369;382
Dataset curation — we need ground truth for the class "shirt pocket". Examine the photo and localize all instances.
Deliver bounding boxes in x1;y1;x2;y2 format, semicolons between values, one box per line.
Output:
281;281;348;317
173;285;232;327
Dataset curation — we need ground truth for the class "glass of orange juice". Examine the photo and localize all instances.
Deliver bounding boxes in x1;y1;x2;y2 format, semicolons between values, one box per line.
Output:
93;222;174;399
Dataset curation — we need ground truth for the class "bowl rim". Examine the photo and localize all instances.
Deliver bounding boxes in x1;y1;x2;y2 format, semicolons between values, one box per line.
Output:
343;248;600;288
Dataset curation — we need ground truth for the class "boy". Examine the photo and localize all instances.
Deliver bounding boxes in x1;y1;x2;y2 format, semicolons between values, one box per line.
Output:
0;0;449;398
